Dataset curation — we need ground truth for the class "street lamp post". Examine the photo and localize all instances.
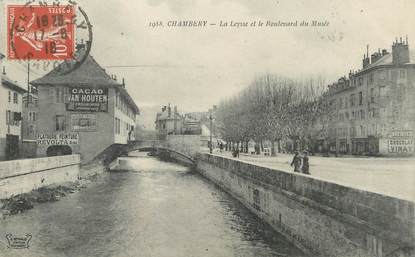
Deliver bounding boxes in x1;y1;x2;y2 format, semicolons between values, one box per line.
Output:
209;111;213;154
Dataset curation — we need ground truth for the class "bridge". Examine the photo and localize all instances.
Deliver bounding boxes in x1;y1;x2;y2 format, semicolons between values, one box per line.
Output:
121;135;208;165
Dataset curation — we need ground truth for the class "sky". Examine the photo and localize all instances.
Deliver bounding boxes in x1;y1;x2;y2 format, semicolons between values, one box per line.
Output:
1;0;415;113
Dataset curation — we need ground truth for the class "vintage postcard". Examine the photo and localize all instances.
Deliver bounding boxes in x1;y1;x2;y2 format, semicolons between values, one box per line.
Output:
0;0;414;257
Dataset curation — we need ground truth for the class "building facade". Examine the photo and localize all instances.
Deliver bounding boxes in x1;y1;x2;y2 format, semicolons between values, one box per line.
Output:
314;38;415;156
31;55;139;162
0;59;26;160
155;105;183;139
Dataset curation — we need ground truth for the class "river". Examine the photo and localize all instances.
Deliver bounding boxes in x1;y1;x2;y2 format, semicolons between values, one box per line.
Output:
0;153;305;257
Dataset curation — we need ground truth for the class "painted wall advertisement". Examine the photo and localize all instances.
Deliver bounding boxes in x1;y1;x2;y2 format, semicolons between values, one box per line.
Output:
71;114;97;131
37;133;79;145
66;87;108;112
387;130;414;153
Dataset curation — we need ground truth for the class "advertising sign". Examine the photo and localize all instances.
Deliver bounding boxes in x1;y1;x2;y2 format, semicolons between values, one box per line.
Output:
388;129;414;153
66;87;108;112
37;133;79;145
71;114;97;131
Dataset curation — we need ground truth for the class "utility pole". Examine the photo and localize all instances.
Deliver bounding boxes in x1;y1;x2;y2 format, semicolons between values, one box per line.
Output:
26;61;30;107
209;109;213;154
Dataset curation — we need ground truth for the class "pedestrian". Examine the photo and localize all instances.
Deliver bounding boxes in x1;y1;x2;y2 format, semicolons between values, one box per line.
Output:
302;151;311;175
290;151;301;173
232;148;240;158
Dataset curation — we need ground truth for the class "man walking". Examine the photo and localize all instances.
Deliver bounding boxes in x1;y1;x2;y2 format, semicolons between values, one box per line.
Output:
290;151;301;173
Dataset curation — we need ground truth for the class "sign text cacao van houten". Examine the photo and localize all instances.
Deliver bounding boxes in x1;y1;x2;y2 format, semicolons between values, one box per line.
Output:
66;87;108;112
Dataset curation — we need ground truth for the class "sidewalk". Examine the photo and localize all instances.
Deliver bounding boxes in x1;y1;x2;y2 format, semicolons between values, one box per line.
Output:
211;150;415;202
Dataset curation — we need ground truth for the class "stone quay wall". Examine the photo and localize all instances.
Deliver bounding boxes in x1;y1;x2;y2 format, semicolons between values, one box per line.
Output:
196;153;415;257
0;155;80;199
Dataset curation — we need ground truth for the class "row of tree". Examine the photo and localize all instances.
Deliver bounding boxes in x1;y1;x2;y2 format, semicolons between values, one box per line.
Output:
215;73;331;155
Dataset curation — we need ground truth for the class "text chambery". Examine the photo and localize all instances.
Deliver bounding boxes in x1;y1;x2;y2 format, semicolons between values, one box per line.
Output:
167;20;208;27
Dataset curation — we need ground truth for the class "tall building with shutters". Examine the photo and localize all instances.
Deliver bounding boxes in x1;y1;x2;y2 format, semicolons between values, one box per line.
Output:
31;55;139;162
313;38;415;156
0;54;26;160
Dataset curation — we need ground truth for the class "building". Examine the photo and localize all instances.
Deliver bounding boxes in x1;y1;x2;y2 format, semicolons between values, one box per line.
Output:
155;104;183;139
31;54;139;162
0;56;26;160
315;38;415;156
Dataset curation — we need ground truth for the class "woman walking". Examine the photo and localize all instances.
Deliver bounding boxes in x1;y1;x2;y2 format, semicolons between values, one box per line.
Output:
302;151;311;175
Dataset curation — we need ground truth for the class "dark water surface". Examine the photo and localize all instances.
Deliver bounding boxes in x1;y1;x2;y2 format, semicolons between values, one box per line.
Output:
0;155;305;257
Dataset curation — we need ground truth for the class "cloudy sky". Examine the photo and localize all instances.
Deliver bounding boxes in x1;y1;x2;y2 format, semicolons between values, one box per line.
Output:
2;0;415;113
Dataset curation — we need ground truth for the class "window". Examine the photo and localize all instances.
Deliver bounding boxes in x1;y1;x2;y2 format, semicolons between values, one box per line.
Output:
13;92;18;104
370;88;375;103
56;87;65;103
33;112;37;121
28;125;34;135
6;110;10;125
358;92;363;105
8;91;11;103
115;118;121;134
358;77;363;86
360;110;365;119
369;73;374;84
56;115;65;131
400;69;406;79
350;94;355;106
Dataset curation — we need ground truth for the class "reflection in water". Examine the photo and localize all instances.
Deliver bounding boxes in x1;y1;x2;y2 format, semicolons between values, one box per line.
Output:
0;154;305;257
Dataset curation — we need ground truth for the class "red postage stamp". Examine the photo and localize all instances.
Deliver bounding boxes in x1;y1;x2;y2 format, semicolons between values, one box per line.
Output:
7;5;75;60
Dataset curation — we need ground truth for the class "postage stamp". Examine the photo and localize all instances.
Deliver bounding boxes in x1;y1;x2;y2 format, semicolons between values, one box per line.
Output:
7;4;75;60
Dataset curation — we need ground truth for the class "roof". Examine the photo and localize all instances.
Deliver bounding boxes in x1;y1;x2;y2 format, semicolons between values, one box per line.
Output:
31;55;120;86
359;50;415;73
156;110;182;121
117;86;140;114
2;76;26;94
31;55;139;114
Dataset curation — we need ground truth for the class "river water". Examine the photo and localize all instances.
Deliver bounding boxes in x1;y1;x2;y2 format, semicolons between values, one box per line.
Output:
0;154;305;257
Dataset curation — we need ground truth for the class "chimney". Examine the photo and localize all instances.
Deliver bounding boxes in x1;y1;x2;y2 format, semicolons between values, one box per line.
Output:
162;106;166;112
168;104;171;118
392;37;410;65
371;52;382;64
122;78;125;88
362;54;370;68
382;49;388;56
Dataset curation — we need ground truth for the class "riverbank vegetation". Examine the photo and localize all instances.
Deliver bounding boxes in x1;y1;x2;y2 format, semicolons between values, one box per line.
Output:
0;177;96;218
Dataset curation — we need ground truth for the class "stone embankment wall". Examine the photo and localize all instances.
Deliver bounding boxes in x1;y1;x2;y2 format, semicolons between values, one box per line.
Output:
0;155;80;199
196;153;415;257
